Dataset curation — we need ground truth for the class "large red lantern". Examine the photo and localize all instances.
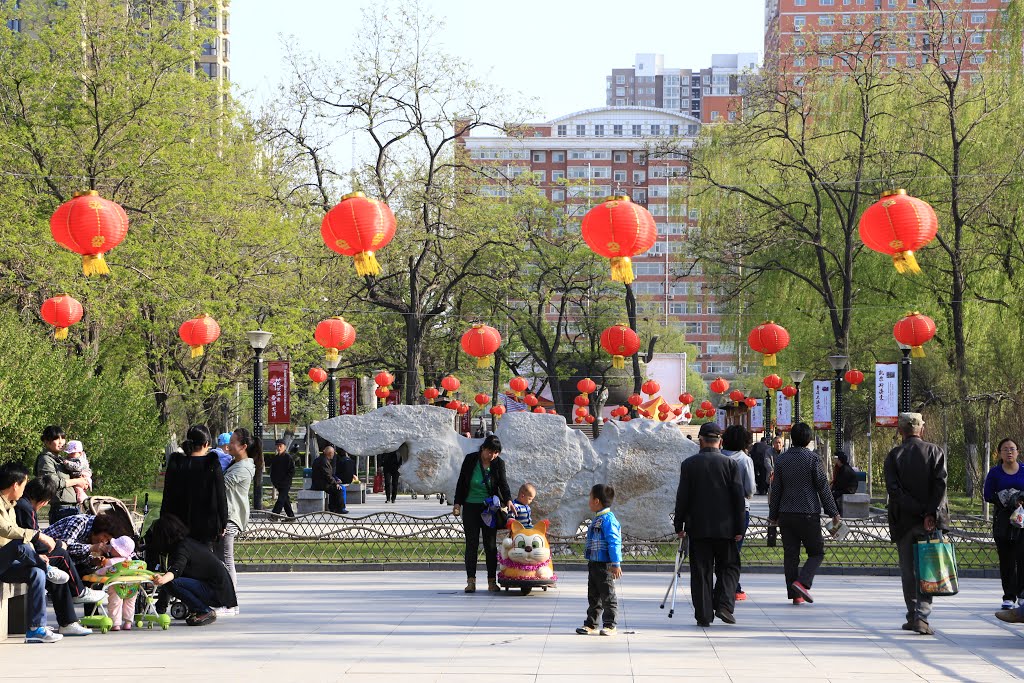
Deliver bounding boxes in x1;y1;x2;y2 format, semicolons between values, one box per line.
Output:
474;393;491;408
40;294;83;340
763;374;783;391
859;189;938;274
894;311;937;357
577;378;597;395
509;376;528;397
423;387;440;401
845;369;865;391
747;321;790;367
375;371;395;388
781;385;798;398
50;191;129;277
709;377;730;394
308;367;327;388
460;324;502;368
524;393;539;407
600;323;641;369
445;400;459;411
440;375;461;393
679;392;694;405
581;196;657;283
641;379;661;396
178;314;221;358
315;316;356;362
490;405;506;417
321;192;397;277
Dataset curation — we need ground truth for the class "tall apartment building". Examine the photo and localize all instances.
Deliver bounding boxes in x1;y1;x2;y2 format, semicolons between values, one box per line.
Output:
605;52;759;124
459;106;738;380
765;0;1007;75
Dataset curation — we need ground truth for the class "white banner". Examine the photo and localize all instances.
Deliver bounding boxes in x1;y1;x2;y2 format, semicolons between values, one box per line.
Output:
812;380;832;430
750;399;765;433
776;390;792;431
715;408;727;430
876;362;899;427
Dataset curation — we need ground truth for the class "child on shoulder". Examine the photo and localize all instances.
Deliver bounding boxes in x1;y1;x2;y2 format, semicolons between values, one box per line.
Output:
577;484;622;637
97;536;138;631
511;483;536;528
62;440;92;504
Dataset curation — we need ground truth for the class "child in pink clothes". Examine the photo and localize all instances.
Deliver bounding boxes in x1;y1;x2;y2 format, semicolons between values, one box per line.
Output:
62;440;93;504
98;536;138;631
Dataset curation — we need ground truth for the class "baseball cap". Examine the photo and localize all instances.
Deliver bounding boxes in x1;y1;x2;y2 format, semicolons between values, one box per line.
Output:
217;433;232;447
898;412;924;429
275;438;287;446
698;422;722;439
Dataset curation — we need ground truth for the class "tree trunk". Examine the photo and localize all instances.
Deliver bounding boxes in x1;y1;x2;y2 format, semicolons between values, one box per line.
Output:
624;283;642;402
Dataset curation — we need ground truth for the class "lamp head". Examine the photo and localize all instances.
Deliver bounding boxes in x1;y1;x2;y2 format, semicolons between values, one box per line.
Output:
827;354;849;371
325;357;341;370
789;370;807;384
246;330;273;351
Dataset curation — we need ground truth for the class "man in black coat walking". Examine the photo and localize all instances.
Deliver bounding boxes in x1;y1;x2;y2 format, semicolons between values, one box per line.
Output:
380;450;401;503
269;439;295;518
674;422;747;627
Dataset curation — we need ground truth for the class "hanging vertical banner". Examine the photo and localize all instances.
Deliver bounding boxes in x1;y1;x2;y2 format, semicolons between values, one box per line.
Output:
267;361;291;424
776;390;792;431
875;362;899;427
715;408;727;430
337;378;358;415
750;399;765;433
385;389;400;406
812;380;832;430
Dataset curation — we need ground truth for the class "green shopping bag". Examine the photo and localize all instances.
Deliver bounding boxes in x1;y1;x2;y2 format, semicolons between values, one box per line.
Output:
914;531;959;597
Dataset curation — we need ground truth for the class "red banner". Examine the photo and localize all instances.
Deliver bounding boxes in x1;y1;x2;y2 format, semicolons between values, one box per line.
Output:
385;389;400;406
267;361;291;424
337;378;358;415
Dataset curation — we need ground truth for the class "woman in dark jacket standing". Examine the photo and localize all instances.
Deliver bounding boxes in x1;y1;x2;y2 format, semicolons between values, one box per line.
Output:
161;425;227;547
984;438;1024;609
452;435;514;594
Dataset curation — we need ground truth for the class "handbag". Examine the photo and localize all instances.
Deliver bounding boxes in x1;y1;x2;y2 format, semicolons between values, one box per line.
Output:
914;530;959;596
1011;504;1024;529
479;462;508;529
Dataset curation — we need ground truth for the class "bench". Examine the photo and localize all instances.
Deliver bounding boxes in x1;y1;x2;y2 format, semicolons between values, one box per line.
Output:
296;490;325;515
1;582;28;643
842;493;871;519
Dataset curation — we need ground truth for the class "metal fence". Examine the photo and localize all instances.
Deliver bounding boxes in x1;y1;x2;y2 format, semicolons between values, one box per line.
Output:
235;511;998;571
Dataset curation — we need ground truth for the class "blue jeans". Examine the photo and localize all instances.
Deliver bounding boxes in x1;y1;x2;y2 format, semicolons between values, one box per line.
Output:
0;541;48;629
163;576;218;614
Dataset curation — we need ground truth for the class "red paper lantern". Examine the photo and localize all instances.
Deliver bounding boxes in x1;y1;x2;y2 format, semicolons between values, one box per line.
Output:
315;316;356;362
375;387;390;399
700;400;714;411
709;377;730;394
50;190;129;277
683;411;691;419
585;415;596;424
627;393;643;407
532;406;545;414
445;400;459;410
575;417;584;424
600;323;641;369
178;314;220;358
577;378;597;395
638;409;651;418
308;367;327;387
621;416;631;422
574;395;590;407
581;196;658;283
423;387;440;401
474;393;491;408
657;403;670;414
375;370;395;388
845;369;865;391
859;190;938;274
781;385;798;398
894;311;937;358
441;375;461;393
321;191;397;276
40;294;83;340
673;407;683;416
490;405;507;417
546;409;556;414
457;403;470;415
641;379;661;396
679;392;694;405
748;321;790;367
694;409;704;419
763;374;783;391
460;323;502;368
575;407;588;418
744;397;758;408
729;390;745;403
524;393;539;407
509;376;528;396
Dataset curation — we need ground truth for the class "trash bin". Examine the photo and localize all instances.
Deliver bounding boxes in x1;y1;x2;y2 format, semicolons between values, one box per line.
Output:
302;467;312;490
856;470;867;494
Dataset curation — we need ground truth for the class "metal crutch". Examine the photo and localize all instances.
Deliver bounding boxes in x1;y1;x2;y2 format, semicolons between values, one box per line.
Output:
660;536;688;618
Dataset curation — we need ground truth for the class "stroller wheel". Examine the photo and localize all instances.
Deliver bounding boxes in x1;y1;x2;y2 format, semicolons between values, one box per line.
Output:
170;602;189;620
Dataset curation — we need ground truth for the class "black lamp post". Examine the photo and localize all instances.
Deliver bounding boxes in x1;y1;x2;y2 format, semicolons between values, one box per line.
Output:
246;329;273;511
827;353;849;458
789;370;806;423
898;342;912;413
326;356;340;418
764;388;773;438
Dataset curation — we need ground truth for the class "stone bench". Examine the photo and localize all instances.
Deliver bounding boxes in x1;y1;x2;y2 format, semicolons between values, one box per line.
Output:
842;493;871;519
1;582;28;642
296;490;325;515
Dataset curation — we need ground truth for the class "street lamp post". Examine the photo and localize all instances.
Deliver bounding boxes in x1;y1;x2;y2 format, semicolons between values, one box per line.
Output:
246;329;273;511
764;388;773;439
898;342;912;414
827;354;849;458
326;356;341;419
789;370;807;423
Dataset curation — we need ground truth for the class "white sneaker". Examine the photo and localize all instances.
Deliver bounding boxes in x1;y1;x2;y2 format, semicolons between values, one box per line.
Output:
58;622;92;637
215;606;238;617
72;588;107;605
45;565;70;585
25;627;62;643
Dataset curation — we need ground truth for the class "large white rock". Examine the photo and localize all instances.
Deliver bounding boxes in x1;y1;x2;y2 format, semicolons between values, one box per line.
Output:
311;406;697;537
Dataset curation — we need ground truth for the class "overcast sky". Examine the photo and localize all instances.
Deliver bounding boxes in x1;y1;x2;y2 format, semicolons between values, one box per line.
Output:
231;0;766;121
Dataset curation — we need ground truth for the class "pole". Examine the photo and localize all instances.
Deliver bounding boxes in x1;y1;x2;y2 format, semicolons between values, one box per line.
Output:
899;347;912;413
833;367;844;459
765;388;773;439
252;347;265;511
867;422;873;499
793;381;802;424
984;398;992;519
327;367;338;419
664;166;670;327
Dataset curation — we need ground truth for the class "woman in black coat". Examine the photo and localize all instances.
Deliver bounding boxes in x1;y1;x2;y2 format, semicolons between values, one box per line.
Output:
451;435;514;594
161;425;227;546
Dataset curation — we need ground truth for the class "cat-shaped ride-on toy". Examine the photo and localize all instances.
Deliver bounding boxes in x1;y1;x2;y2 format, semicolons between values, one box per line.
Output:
497;520;558;595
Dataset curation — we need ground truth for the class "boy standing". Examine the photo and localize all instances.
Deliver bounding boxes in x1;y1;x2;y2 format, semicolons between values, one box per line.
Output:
512;483;536;527
577;484;622;637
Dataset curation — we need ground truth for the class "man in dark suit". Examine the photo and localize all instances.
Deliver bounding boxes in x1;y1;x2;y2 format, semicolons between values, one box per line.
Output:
674;422;746;627
750;436;772;494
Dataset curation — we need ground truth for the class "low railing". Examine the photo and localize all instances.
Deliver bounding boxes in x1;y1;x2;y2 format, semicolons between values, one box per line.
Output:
235;512;998;570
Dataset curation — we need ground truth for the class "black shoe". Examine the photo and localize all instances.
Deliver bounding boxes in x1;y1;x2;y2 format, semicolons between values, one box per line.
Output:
185;611;217;627
715;609;736;625
901;621;916;631
696;620;711;627
339;509;349;514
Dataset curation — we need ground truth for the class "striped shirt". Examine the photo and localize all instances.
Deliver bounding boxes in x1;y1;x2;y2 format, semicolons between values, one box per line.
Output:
512;501;533;527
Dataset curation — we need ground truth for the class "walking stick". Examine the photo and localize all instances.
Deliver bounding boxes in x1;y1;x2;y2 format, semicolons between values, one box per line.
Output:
660;535;688;618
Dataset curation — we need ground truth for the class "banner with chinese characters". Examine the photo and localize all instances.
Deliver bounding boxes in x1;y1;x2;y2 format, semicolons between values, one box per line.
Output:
875;363;899;427
267;361;290;424
715;408;727;430
775;390;792;431
812;380;832;430
385;389;400;406
337;378;358;415
750;399;765;433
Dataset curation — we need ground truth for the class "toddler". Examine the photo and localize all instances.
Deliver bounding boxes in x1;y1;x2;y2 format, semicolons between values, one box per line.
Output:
62;440;92;504
97;536;138;631
576;484;622;637
511;483;536;528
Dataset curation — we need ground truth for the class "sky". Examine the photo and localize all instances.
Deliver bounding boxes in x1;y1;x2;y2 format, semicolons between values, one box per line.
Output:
230;0;766;121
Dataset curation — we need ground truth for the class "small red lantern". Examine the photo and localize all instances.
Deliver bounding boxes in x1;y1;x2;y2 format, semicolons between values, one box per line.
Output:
748;321;790;366
490;405;506;417
694;409;704;419
308;367;327;388
621;416;631;422
576;407;588;418
700;400;714;411
532;406;545;414
845;369;865;391
547;408;556;414
683;411;691;419
440;375;461;393
474;393;491;408
581;196;658;283
673;407;683;416
600;323;641;369
781;385;798;398
524;393;539;407
859;190;938;274
585;415;596;424
40;294;83;340
50;190;129;277
445;400;459;410
627;393;643;407
894;311;937;358
423;387;440;401
315;316;356;362
575;417;584;424
577;378;597;394
641;379;661;396
574;395;590;407
178;314;221;358
375;370;395;388
679;392;694;405
460;323;502;368
729;390;745;403
763;374;783;391
457;403;470;415
375;387;390;399
709;377;730;394
509;376;529;397
744;397;758;408
657;402;670;414
638;409;651;418
321;191;397;276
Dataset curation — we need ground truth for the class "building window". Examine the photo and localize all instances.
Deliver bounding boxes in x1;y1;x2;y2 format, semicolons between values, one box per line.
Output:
819;14;834;25
613;151;626;163
615;98;625;106
728;111;737;121
613;124;623;136
575;124;586;136
633;171;646;183
533;170;546;182
200;62;218;78
202;39;218;56
820;56;834;66
557;125;566;137
532;151;546;163
970;54;986;64
794;56;806;67
632;189;647;203
631;124;642;136
794;15;806;27
633;151;647;165
552;152;565;163
971;12;985;23
614;170;627;182
552;170;565;181
594;124;604;137
711;111;720;121
616;75;625;84
820;0;834;4
615;87;625;96
971;33;984;43
887;55;898;66
650;124;661;135
669;124;679;135
634;262;664;275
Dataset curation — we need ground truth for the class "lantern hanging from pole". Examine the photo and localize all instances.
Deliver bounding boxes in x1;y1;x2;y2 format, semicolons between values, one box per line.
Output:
893;311;937;357
445;400;459;411
858;189;938;274
320;192;397;277
744;397;758;408
763;374;783;391
844;369;865;391
40;294;84;340
709;377;730;394
641;379;661;396
460;323;502;368
308;367;327;389
50;191;129;277
574;395;590;407
440;375;461;393
781;385;797;398
580;195;658;284
509;376;528;397
576;378;597;395
747;321;790;367
314;316;356;362
575;407;588;418
600;323;641;369
374;387;390;399
375;370;395;389
178;314;221;358
423;387;440;401
457;402;470;415
679;392;694;405
474;393;491;408
585;415;596;424
729;389;745;403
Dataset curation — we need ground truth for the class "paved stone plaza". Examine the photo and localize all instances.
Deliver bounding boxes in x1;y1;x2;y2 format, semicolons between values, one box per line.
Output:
3;570;1024;682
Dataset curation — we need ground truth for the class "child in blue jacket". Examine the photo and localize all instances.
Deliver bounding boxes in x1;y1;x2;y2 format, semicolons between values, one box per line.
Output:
577;483;622;636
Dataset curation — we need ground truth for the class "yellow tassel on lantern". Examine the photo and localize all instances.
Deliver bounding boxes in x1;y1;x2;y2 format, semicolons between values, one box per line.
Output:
850;385;858;391
325;348;339;362
476;355;493;368
612;355;625;369
353;251;381;277
54;327;69;340
610;256;634;284
191;345;204;358
763;353;777;366
912;345;926;358
892;251;921;275
82;254;110;277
